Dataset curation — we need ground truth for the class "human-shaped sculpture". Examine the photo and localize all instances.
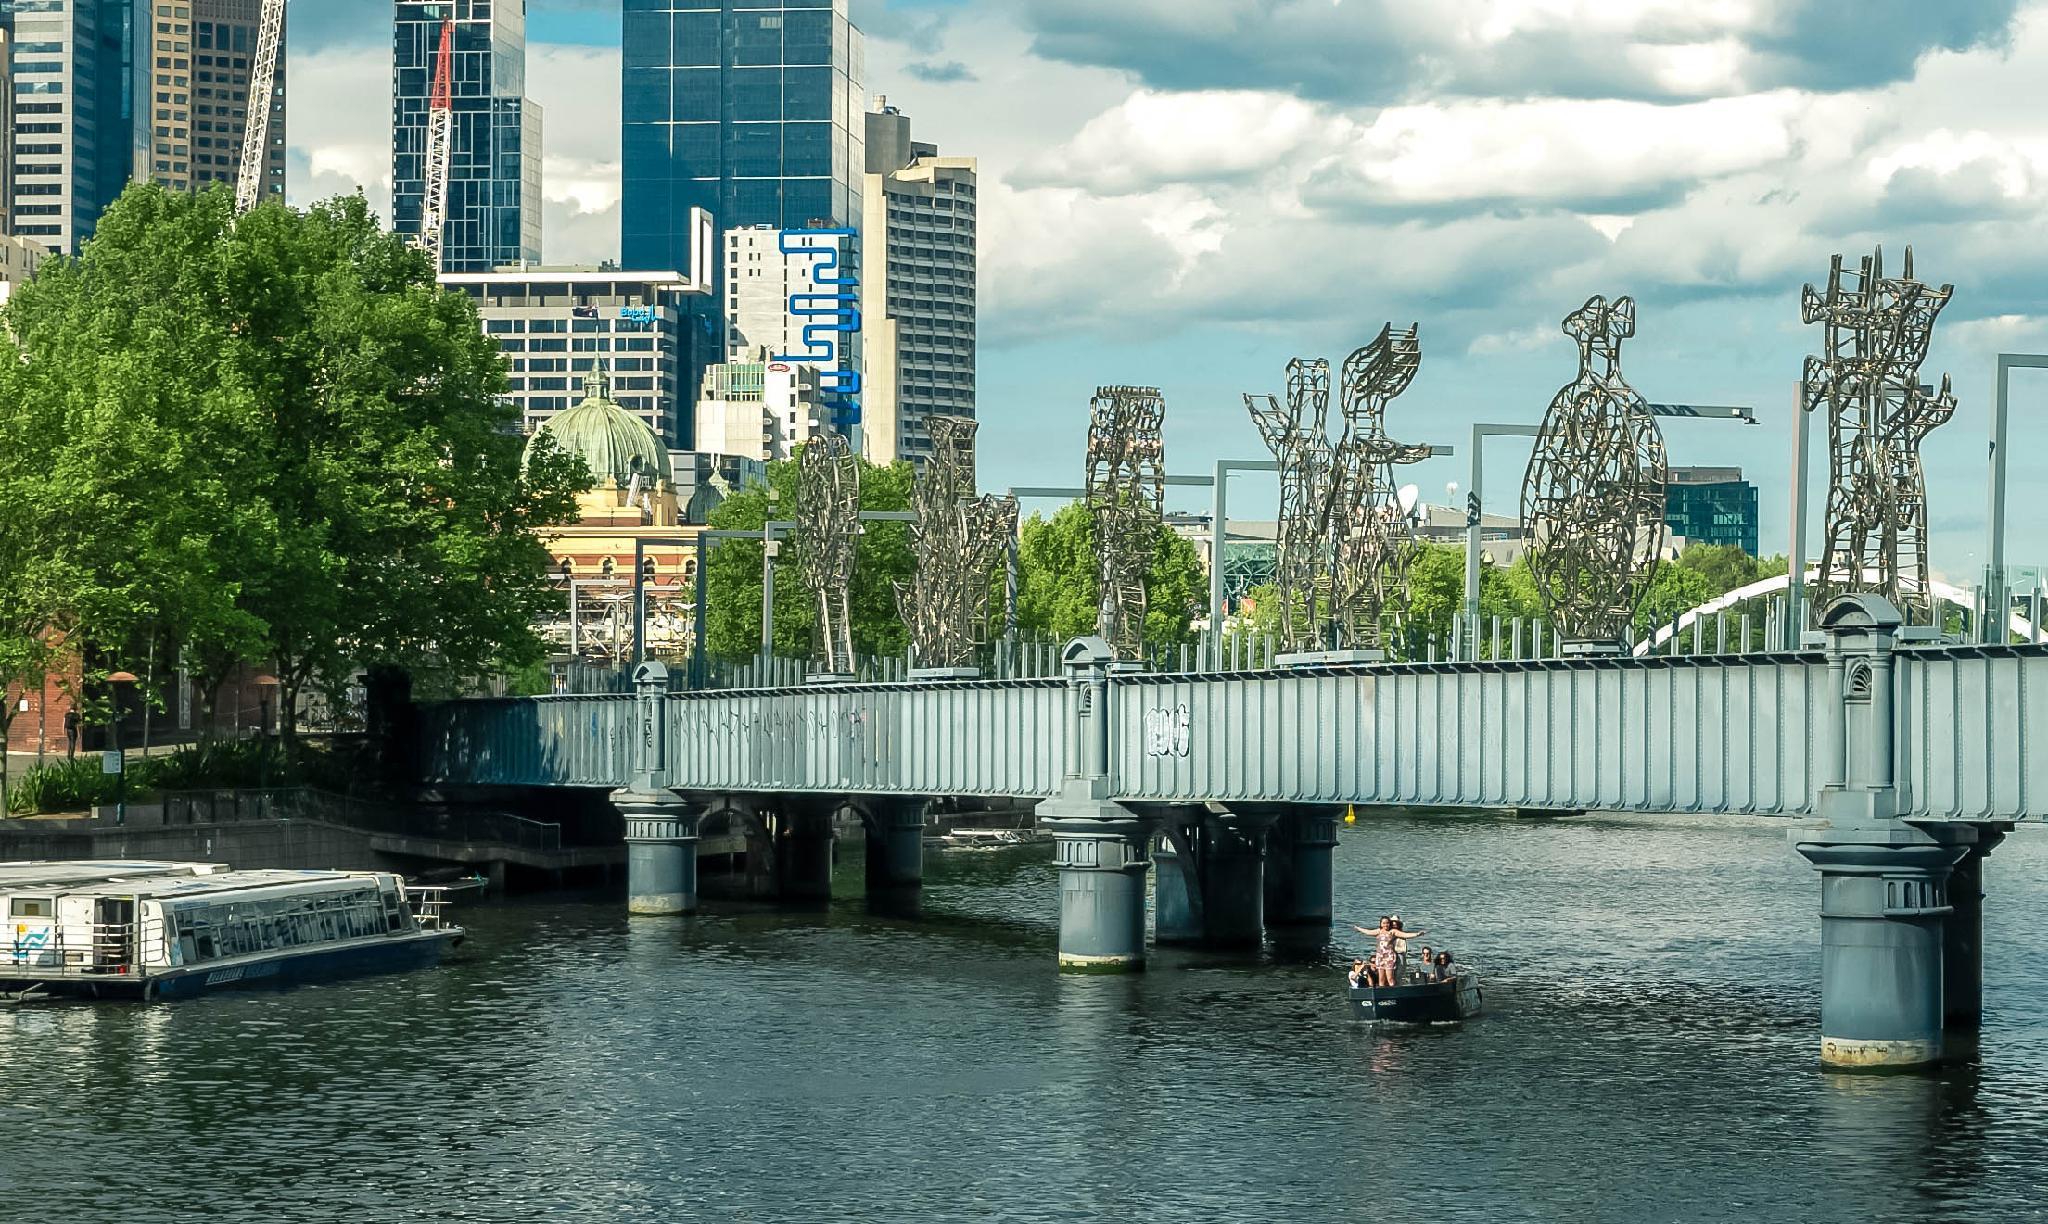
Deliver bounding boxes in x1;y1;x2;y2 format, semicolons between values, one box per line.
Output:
1333;324;1434;650
795;433;861;674
1245;359;1337;651
1800;246;1955;625
1521;295;1668;644
1085;386;1167;659
898;416;1017;669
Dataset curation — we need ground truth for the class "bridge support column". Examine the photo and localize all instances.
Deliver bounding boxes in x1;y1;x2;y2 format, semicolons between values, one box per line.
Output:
775;800;837;904
1197;814;1266;948
864;799;927;894
1037;636;1155;971
1794;594;1964;1069
1153;820;1202;945
1795;833;1963;1069
1938;824;2007;1033
616;789;702;916
1044;808;1156;971
1263;808;1338;933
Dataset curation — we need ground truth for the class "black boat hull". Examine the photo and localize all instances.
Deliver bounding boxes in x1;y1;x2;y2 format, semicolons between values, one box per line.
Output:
1348;975;1483;1023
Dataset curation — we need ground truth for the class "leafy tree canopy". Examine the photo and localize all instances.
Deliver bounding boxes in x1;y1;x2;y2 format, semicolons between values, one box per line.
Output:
1014;501;1207;651
703;449;914;660
0;183;586;737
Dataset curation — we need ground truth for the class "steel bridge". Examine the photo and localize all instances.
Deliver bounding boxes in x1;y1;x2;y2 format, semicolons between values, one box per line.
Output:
417;596;2035;1068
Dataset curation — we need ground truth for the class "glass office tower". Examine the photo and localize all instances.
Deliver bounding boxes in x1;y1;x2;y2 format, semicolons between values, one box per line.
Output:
5;0;136;252
621;0;865;272
392;0;542;271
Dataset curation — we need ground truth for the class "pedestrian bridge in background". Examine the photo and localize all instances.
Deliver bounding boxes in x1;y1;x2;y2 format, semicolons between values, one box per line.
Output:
421;643;2048;824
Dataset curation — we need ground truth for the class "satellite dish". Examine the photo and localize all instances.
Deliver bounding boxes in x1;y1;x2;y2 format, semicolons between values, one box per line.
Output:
1396;484;1420;515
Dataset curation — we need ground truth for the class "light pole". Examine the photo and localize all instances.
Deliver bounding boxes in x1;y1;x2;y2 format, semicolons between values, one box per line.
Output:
1984;353;2048;642
107;670;137;826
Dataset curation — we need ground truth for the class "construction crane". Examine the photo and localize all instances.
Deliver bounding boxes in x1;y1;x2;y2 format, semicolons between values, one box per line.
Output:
417;17;457;267
233;0;285;213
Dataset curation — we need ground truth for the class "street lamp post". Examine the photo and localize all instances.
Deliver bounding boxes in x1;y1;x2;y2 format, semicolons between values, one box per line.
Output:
1984;353;2048;643
106;670;137;827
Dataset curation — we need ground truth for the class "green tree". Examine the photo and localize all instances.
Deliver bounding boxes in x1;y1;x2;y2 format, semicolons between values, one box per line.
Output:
0;183;586;741
702;449;914;661
1013;501;1207;651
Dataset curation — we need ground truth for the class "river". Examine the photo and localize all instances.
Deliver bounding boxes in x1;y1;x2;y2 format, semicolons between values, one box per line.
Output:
3;811;2044;1222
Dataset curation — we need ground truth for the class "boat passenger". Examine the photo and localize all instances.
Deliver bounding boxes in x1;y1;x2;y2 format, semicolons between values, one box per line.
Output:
1351;916;1427;987
1435;951;1454;980
1348;959;1369;989
1417;946;1435;981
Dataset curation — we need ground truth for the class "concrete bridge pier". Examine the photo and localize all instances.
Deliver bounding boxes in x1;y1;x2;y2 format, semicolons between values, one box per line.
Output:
864;799;927;915
1262;808;1339;936
1794;595;1967;1070
1194;813;1268;948
616;788;702;915
1038;636;1157;972
1935;823;2008;1033
1153;818;1202;945
775;799;838;904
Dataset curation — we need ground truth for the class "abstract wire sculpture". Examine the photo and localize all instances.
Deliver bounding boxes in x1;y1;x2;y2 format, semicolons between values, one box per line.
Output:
1333;324;1433;650
1085;385;1167;659
1800;246;1955;626
1521;295;1668;644
1246;359;1337;651
898;416;1017;668
795;432;861;674
1246;330;1431;654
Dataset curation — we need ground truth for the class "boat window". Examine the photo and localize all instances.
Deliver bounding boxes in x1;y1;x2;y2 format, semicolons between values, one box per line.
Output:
9;897;52;919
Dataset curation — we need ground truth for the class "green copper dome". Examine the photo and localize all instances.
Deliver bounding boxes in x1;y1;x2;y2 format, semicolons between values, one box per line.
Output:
525;363;671;488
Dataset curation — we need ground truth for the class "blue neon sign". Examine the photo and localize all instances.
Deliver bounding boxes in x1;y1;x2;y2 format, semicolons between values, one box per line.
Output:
777;228;860;432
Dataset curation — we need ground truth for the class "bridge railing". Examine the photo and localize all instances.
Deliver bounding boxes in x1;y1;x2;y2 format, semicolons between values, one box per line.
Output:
1896;645;2048;822
1109;652;1827;815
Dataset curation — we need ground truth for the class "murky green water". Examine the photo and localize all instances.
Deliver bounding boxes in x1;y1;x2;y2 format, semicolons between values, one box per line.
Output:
4;812;2044;1222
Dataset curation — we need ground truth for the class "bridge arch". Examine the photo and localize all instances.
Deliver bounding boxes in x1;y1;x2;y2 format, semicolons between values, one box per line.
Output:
1632;570;2048;655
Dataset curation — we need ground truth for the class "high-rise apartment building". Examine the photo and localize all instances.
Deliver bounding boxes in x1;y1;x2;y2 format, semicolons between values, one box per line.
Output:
391;0;542;272
859;98;975;464
137;1;285;199
6;0;137;251
621;0;865;271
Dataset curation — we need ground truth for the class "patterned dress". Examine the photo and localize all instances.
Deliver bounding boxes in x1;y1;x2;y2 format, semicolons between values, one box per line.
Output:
1373;929;1399;979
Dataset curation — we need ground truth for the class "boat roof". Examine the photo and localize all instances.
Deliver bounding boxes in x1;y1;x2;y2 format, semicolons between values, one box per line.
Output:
52;869;400;904
0;860;227;890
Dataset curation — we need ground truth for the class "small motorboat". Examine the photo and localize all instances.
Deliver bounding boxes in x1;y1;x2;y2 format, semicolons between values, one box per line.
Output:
1348;970;1484;1024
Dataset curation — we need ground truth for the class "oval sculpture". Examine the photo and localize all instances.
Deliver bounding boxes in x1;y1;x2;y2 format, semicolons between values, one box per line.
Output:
1520;295;1668;645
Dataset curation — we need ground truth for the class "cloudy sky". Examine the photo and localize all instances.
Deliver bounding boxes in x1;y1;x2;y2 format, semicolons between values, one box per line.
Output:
291;0;2048;581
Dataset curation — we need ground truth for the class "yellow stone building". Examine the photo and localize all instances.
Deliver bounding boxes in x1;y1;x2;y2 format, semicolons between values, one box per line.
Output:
524;366;703;662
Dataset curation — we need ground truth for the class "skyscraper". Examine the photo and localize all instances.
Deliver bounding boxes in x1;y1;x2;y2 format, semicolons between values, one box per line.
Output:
391;0;542;271
1665;466;1760;556
6;0;137;252
621;0;866;272
859;98;975;464
139;1;287;200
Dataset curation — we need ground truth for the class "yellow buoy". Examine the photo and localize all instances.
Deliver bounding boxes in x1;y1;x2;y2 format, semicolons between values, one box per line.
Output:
1343;806;1356;825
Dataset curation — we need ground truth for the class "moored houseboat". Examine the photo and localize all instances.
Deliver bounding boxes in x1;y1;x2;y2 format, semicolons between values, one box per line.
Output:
1;864;463;1001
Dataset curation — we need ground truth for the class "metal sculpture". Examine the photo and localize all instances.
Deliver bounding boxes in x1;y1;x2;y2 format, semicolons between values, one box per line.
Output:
795;433;862;674
1521;295;1668;644
1800;246;1955;625
899;416;1017;668
1085;386;1167;658
1246;359;1337;651
1333;325;1433;649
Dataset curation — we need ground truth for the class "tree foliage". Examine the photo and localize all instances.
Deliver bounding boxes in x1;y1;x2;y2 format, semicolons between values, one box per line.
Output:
0;184;586;739
703;449;915;660
1014;501;1207;650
